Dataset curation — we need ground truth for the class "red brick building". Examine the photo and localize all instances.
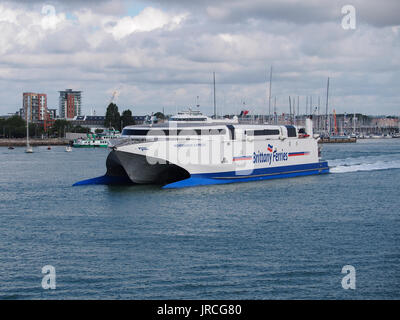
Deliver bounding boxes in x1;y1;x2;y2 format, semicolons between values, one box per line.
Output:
59;89;82;119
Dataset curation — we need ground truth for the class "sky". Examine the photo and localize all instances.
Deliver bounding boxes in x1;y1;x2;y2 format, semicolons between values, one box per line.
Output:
0;0;399;116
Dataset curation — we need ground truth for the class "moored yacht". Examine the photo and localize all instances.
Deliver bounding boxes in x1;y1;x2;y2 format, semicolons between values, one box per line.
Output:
74;109;329;188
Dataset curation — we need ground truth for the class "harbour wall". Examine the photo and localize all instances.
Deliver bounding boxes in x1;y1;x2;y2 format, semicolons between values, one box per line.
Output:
0;138;69;146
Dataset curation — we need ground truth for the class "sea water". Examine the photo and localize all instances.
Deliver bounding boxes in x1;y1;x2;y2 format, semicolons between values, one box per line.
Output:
0;139;399;299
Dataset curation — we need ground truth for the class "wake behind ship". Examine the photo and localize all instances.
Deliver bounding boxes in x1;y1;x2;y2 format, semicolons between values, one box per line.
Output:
74;110;329;189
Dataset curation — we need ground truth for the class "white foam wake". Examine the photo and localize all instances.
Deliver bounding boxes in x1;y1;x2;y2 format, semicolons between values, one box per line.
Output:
328;155;400;173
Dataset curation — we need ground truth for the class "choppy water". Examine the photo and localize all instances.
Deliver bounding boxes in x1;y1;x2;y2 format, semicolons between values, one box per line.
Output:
0;140;399;299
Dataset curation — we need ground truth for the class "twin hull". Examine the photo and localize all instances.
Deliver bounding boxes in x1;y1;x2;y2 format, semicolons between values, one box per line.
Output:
104;137;329;188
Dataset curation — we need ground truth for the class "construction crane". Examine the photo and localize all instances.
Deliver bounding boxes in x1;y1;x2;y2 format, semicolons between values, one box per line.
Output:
108;90;119;105
105;87;121;129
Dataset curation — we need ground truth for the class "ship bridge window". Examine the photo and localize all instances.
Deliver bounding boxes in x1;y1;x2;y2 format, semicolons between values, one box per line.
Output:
246;129;280;136
285;126;297;137
122;129;150;136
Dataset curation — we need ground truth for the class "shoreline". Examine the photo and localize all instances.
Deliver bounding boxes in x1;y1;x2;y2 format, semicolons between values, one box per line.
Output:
0;138;69;146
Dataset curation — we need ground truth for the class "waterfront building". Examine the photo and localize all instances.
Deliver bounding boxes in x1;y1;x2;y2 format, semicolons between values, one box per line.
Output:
48;109;57;120
70;115;106;132
133;115;146;124
22;92;47;122
59;89;82;119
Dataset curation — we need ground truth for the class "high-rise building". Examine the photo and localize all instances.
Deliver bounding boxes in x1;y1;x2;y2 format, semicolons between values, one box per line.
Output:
47;109;57;120
59;89;82;119
22;92;47;122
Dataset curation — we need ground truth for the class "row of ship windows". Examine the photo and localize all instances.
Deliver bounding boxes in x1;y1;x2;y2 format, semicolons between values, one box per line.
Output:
245;129;280;136
122;129;227;136
170;118;208;121
122;128;294;137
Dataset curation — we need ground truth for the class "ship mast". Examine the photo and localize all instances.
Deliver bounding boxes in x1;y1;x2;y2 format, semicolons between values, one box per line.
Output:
213;72;216;119
268;66;272;123
325;77;330;134
26;108;29;148
25;104;33;153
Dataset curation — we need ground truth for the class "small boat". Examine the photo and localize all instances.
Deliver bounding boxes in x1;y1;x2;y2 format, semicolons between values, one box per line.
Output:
47;146;52;150
8;146;14;150
65;146;72;152
370;134;383;139
73;138;108;148
72;130;121;148
25;146;33;153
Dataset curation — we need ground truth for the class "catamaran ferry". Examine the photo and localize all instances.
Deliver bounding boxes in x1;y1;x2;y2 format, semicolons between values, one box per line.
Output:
74;110;329;189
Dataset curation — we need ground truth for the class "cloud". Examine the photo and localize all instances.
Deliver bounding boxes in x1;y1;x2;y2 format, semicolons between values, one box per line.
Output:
150;0;400;27
0;0;399;116
105;7;187;40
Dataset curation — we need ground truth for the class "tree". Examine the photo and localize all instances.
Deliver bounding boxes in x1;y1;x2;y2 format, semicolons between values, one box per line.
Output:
105;103;121;130
0;118;5;137
120;109;134;128
49;119;72;138
6;115;25;128
74;125;91;133
0;115;26;138
154;112;165;120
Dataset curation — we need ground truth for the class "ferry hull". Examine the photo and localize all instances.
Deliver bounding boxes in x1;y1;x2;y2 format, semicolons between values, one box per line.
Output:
163;161;329;188
105;150;190;185
74;149;329;188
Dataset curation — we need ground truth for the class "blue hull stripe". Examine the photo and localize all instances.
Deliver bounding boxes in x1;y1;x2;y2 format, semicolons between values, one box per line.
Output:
73;175;133;186
74;162;329;189
163;161;329;189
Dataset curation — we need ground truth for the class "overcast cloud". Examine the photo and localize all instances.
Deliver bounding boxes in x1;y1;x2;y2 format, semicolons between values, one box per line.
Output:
0;0;399;116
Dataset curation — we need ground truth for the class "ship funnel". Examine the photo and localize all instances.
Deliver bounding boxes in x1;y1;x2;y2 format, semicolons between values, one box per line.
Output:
305;118;313;137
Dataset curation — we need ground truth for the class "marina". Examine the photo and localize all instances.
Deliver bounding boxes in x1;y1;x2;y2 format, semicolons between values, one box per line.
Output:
0;138;68;147
319;136;357;143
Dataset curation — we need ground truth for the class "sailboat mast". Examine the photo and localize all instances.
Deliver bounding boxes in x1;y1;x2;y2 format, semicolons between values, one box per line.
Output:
26;105;29;147
325;77;330;133
268;66;272;123
306;96;308;116
213;72;216;119
318;96;320;131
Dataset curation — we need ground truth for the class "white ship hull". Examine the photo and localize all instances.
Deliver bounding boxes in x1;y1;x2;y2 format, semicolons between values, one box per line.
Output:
74;112;329;188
